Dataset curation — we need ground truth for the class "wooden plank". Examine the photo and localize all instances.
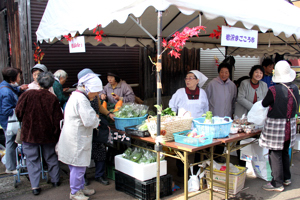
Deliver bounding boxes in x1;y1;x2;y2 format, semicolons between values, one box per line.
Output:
0;9;9;82
19;0;31;84
216;131;261;144
7;0;21;69
131;135;222;152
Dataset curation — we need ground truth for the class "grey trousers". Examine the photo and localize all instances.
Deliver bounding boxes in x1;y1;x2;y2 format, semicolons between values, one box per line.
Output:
4;129;17;171
22;143;60;188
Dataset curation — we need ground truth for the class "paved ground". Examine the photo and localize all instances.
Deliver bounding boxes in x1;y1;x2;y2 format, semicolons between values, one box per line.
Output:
0;151;300;200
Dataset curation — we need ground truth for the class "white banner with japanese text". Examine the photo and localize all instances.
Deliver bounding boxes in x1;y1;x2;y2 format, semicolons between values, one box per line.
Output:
69;36;86;53
221;26;258;48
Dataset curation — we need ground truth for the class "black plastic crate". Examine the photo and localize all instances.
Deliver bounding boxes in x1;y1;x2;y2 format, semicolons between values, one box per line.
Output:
115;170;172;200
125;125;150;137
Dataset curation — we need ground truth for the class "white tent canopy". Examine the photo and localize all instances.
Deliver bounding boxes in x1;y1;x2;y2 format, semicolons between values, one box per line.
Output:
36;0;300;57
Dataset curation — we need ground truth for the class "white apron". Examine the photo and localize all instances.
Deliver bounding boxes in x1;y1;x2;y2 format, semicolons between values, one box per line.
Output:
169;88;209;119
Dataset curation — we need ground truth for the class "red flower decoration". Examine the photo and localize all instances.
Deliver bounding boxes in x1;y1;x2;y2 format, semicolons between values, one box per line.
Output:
33;42;45;63
209;26;222;39
63;34;73;42
93;24;104;42
163;26;206;58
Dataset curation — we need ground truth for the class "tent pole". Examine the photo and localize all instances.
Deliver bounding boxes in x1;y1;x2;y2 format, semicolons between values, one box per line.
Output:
155;10;163;200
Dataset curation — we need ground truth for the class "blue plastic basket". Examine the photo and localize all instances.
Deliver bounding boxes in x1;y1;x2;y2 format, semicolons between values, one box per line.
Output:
173;130;213;147
114;115;148;131
193;117;232;139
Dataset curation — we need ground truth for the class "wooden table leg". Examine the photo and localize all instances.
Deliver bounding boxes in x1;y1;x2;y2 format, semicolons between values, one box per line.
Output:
184;151;188;200
210;146;214;200
156;151;161;200
225;143;231;200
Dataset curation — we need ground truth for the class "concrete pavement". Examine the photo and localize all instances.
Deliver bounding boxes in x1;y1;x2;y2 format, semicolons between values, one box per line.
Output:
1;151;300;200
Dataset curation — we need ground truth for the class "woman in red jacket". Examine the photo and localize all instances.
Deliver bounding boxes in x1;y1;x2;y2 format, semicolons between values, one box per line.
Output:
15;72;63;196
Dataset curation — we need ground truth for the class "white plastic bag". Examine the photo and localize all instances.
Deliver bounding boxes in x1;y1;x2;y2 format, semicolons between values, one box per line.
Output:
188;167;201;192
251;155;272;181
247;101;268;126
6;109;20;136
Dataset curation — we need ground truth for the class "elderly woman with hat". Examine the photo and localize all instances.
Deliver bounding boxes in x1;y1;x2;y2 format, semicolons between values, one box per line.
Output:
260;60;299;192
27;64;55;95
169;70;209;176
56;71;103;200
169;70;209;118
100;71;135;104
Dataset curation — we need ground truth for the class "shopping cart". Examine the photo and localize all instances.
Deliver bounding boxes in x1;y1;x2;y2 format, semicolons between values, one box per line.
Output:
14;144;50;188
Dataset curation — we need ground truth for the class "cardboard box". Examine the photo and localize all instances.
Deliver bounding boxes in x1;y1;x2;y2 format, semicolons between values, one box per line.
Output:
114;154;167;181
205;166;247;195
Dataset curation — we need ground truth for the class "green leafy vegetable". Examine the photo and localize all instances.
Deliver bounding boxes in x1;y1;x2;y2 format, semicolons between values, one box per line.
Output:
202;111;213;124
154;105;176;116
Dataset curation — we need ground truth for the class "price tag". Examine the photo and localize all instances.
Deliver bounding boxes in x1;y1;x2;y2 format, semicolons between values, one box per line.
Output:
147;121;157;135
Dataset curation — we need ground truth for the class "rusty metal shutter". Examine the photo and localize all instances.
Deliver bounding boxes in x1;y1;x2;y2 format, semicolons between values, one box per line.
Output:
30;0;141;97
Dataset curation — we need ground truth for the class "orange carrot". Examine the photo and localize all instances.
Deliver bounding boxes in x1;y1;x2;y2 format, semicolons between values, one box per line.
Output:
102;101;107;109
113;100;123;112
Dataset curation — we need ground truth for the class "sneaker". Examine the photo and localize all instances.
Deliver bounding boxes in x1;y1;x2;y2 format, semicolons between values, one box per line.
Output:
262;182;284;192
5;169;18;174
82;187;95;196
283;179;291;186
70;190;89;200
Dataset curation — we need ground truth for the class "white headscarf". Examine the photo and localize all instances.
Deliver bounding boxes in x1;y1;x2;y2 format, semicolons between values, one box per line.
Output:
78;73;103;92
189;70;208;88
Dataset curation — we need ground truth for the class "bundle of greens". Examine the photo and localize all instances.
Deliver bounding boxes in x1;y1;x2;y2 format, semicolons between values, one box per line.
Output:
137;122;148;131
154;105;176;116
114;103;149;118
202;111;213;124
121;147;163;164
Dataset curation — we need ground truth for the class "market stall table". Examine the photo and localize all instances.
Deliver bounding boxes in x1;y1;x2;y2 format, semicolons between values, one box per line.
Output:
131;135;222;200
111;127;222;200
216;131;261;200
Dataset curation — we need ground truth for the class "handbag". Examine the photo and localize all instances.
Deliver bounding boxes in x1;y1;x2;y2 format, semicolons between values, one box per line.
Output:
6;109;20;136
93;115;110;143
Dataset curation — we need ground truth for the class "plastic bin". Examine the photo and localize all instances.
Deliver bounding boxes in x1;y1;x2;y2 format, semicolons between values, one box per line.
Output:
114;114;148;131
205;166;247;195
115;170;172;200
193;117;232;138
114;154;167;181
125;125;150;137
173;130;213;147
106;164;115;180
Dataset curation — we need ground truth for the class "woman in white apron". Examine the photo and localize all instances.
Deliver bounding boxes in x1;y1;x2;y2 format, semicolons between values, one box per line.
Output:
169;70;209;176
169;70;208;118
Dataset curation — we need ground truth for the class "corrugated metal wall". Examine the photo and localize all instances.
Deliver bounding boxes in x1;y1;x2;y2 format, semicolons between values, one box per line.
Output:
200;47;260;89
30;0;141;97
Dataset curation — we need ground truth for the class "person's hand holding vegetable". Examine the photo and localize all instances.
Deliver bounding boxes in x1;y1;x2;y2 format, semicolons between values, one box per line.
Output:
111;92;121;101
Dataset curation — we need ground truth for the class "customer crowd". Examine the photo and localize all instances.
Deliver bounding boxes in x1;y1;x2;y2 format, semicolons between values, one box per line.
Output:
0;57;298;199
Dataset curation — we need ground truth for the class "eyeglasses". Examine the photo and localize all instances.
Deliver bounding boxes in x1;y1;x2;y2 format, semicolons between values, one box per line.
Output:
184;77;197;81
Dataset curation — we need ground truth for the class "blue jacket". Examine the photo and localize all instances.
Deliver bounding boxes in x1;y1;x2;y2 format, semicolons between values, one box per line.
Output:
261;74;276;88
0;81;21;130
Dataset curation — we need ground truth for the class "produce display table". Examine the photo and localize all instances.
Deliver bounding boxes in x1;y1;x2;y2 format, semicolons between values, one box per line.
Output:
215;131;261;200
130;135;222;200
